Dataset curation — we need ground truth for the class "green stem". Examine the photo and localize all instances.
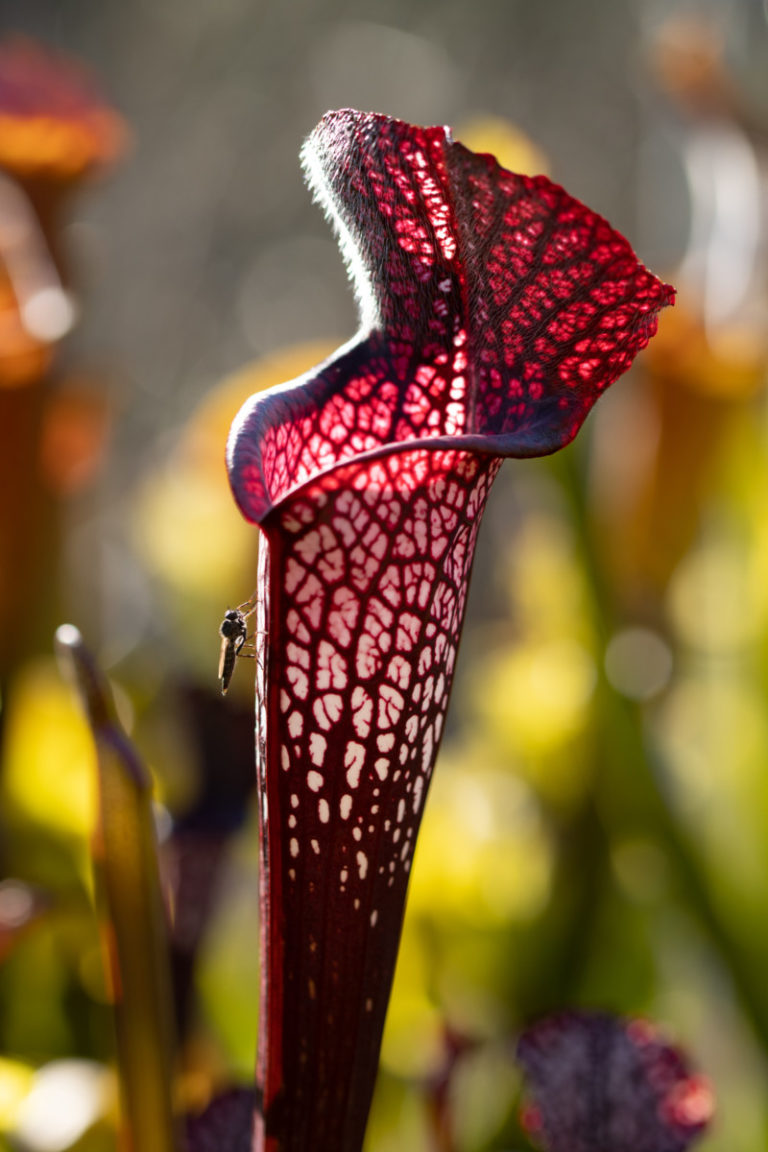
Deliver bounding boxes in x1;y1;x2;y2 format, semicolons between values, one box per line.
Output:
56;625;178;1152
554;445;768;1055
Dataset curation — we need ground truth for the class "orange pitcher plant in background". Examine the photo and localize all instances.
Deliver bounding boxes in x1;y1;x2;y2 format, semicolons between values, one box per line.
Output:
0;37;125;677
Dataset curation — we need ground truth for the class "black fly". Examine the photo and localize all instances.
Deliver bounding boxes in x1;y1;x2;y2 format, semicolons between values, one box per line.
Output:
218;595;258;695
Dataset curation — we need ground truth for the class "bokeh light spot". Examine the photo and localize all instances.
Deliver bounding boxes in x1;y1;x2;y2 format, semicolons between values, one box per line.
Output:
13;1060;110;1152
604;626;673;700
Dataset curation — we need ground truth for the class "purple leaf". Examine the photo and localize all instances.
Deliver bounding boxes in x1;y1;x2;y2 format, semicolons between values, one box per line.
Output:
185;1089;257;1152
517;1011;714;1152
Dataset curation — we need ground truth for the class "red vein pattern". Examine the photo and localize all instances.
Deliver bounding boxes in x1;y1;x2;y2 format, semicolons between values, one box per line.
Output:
517;1013;714;1152
226;110;674;1152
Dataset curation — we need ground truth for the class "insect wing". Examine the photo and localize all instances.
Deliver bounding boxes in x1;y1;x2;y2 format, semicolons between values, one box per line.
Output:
219;634;238;694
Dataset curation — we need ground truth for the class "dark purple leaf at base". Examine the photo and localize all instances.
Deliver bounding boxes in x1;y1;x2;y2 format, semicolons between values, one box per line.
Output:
517;1011;713;1152
185;1088;258;1152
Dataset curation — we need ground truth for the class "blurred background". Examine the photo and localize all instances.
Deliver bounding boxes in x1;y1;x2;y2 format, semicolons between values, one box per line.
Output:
0;0;767;1147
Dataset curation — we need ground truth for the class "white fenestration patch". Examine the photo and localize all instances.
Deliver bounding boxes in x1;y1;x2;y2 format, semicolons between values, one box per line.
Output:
412;774;424;814
345;740;365;788
309;732;327;766
287;710;303;737
374;758;389;781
